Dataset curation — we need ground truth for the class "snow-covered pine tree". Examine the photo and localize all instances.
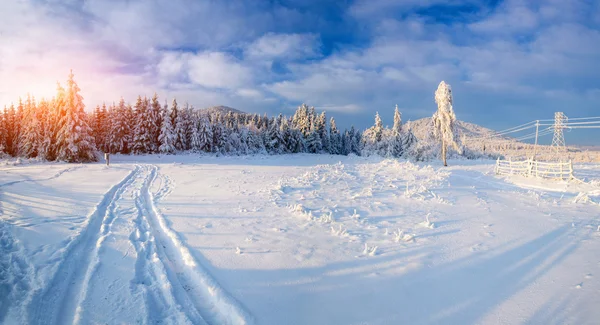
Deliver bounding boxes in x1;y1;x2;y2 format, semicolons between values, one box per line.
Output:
148;93;163;153
183;105;195;151
306;119;322;154
351;126;362;155
133;96;153;154
91;104;109;153
432;81;460;166
362;112;384;156
328;117;340;155
390;105;403;158
56;71;97;162
158;104;176;154
2;105;16;156
19;95;42;158
14;98;24;153
36;99;52;159
0;109;5;153
401;122;417;157
374;112;383;143
197;115;213;152
190;118;202;152
292;104;310;137
174;102;190;151
266;115;284;154
109;99;130;154
316;112;328;153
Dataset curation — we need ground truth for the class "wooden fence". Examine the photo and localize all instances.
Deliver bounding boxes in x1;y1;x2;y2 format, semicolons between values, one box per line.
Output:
495;158;574;181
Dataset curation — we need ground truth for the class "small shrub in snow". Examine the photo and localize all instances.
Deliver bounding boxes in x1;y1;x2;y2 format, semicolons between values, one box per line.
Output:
319;212;334;224
363;243;378;256
419;213;435;229
393;229;415;242
331;225;348;237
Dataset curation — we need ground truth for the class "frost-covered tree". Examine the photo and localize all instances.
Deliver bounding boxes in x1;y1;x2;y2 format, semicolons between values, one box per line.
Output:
197;116;213;152
148;93;163;153
109;99;132;154
306;120;322;154
19;95;42;158
55;71;97;162
158;105;176;154
328;117;341;155
133;96;153;154
389;105;403;157
190;119;202;152
266;115;285;154
432;81;460;166
362;112;384;156
316;112;328;153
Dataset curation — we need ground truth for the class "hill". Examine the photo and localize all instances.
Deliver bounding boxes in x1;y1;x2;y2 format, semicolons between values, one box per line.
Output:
200;105;245;115
407;117;496;141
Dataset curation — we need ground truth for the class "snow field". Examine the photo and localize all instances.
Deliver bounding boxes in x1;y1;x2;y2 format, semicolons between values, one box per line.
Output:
1;154;599;324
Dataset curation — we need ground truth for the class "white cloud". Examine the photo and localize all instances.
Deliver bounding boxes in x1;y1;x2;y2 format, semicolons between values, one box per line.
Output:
246;33;321;60
469;1;538;33
186;52;251;89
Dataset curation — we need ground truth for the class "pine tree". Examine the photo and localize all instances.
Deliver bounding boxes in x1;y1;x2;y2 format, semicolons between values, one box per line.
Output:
148;93;163;153
390;105;404;157
266;115;284;154
158;105;176;154
56;71;97;162
109;99;131;154
306;119;322;153
328;117;340;155
20;95;42;158
190;118;202;152
133;96;152;154
351;126;362;155
432;81;460;166
197;116;213;152
2;106;16;156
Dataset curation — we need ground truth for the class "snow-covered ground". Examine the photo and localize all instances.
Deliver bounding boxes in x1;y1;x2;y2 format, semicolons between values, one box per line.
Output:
1;154;599;325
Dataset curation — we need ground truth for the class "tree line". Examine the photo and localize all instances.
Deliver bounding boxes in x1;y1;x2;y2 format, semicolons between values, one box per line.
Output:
0;72;422;163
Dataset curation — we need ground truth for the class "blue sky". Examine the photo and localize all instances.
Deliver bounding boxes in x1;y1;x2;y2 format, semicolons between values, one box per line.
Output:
1;0;600;144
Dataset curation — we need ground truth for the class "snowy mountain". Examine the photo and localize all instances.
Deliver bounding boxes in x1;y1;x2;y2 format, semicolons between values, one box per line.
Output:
200;105;246;115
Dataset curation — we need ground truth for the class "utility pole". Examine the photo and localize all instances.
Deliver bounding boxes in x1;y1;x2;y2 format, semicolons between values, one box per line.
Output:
551;112;567;154
533;120;539;158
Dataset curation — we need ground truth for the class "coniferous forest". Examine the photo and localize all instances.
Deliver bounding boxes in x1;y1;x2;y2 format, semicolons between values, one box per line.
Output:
0;72;420;163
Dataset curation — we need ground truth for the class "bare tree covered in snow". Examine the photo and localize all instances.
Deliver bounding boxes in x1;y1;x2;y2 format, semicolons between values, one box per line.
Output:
432;81;461;166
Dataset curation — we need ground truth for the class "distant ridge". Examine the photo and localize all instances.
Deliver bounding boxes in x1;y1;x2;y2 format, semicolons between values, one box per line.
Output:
200;105;246;115
407;117;496;141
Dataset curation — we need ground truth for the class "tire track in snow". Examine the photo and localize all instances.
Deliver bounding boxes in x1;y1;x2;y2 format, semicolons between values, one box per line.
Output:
26;166;140;325
139;165;254;325
129;165;199;325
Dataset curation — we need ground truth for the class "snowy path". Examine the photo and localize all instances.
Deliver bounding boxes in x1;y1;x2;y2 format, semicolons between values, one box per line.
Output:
22;164;251;325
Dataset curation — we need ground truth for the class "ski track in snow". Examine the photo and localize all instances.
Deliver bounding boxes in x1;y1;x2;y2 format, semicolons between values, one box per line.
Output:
137;165;253;325
26;165;140;325
24;164;252;325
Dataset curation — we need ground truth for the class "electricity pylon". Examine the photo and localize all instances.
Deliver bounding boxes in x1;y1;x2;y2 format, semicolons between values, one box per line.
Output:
551;112;567;153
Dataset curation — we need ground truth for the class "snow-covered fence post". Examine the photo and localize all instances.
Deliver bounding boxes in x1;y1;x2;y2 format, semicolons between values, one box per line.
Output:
569;160;574;180
495;157;499;174
104;152;110;166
